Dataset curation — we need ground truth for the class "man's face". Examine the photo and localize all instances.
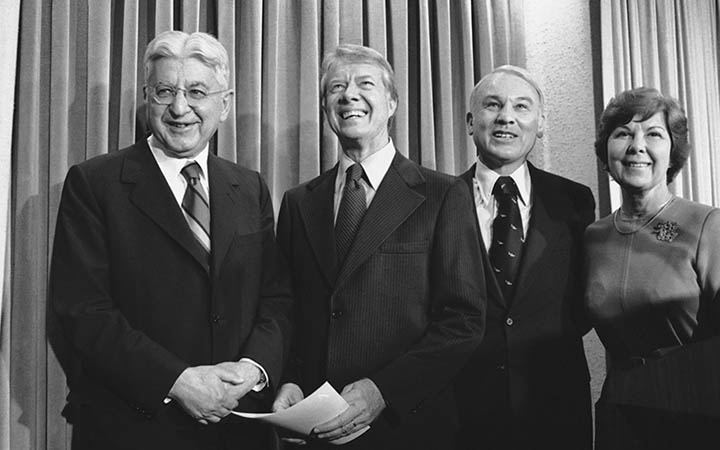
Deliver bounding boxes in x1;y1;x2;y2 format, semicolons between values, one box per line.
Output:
466;73;545;173
322;63;397;151
146;57;232;159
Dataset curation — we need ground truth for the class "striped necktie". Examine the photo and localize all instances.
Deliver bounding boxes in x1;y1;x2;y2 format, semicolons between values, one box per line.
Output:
335;163;367;266
489;176;524;300
180;162;211;258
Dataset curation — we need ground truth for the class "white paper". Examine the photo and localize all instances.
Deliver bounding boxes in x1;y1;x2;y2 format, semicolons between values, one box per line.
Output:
232;381;369;445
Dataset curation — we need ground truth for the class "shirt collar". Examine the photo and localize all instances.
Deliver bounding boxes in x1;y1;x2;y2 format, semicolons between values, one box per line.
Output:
336;139;396;192
473;158;531;206
147;135;210;180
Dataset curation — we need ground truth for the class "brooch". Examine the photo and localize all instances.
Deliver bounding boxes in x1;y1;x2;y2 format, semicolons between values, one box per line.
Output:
652;221;679;242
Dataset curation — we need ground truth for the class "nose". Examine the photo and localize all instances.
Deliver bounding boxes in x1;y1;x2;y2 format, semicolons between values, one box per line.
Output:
628;133;647;153
495;103;516;125
340;81;360;102
168;89;191;115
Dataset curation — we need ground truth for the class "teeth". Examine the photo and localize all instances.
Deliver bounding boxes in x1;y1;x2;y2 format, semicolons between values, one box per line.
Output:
493;132;515;138
341;110;367;119
627;162;650;167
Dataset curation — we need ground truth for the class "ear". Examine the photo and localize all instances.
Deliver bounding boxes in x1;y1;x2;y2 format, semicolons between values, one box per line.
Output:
466;112;474;135
536;110;546;138
388;96;398;118
219;90;234;122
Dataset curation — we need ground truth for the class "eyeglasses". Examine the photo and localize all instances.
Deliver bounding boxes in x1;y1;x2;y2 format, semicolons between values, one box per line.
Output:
145;83;228;106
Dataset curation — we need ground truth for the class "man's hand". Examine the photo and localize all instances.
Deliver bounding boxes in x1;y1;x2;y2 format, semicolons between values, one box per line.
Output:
312;378;385;441
272;383;308;445
168;365;247;424
215;360;262;400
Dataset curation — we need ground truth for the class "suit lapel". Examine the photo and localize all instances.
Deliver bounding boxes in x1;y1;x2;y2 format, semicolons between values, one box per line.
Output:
298;168;339;286
511;165;564;305
461;165;506;308
122;141;210;272
335;153;425;288
208;154;258;276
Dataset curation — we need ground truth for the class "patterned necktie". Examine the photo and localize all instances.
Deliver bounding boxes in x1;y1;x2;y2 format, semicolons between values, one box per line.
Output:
335;164;367;266
489;176;524;299
180;162;211;259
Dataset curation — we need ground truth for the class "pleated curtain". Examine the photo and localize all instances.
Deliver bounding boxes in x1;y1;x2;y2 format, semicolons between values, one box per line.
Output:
600;0;720;209
2;1;526;449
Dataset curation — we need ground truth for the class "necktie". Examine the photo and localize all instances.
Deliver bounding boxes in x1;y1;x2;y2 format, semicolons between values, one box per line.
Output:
180;162;211;259
335;164;367;266
489;176;524;299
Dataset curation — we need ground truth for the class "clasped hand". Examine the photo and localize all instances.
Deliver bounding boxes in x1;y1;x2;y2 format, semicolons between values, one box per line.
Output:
169;361;260;424
272;378;385;444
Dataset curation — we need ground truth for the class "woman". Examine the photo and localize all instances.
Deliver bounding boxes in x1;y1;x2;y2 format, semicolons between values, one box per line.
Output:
585;87;720;449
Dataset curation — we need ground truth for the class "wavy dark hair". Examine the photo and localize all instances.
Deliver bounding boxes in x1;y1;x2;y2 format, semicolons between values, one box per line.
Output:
595;87;689;183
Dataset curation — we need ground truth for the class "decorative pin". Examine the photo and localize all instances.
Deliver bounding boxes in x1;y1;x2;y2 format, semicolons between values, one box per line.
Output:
508;251;516;258
510;224;518;231
653;221;679;242
504;280;513;286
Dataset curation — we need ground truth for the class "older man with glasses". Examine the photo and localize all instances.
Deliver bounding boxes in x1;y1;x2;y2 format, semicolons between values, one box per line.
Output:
50;31;293;450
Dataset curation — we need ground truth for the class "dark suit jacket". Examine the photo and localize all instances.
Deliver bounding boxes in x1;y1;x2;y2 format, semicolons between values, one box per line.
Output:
50;140;293;450
454;163;595;450
277;152;486;449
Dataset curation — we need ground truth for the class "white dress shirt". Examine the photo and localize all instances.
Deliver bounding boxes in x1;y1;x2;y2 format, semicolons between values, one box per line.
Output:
472;159;533;251
333;139;396;223
147;136;268;392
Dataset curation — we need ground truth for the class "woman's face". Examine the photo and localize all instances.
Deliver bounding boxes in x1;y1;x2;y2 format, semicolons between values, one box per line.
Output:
606;111;672;195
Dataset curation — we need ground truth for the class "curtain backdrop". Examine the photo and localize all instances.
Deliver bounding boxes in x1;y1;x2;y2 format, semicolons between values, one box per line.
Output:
3;1;526;449
600;0;720;209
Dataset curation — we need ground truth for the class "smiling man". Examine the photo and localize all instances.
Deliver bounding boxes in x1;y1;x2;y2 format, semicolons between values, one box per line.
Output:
50;31;293;450
454;66;596;450
272;44;486;450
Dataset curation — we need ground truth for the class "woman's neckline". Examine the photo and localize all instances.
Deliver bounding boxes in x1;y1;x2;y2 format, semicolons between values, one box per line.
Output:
612;195;675;235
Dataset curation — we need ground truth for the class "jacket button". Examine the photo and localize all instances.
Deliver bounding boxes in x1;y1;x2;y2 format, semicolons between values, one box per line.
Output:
331;310;343;319
505;317;514;326
211;314;221;323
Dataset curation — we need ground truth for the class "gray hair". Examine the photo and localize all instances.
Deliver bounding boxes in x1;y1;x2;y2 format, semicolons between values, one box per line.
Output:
470;65;545;114
319;44;398;104
143;31;231;89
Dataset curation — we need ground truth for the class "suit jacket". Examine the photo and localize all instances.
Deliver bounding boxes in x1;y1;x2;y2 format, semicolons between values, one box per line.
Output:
277;152;486;449
454;163;595;450
50;140;293;450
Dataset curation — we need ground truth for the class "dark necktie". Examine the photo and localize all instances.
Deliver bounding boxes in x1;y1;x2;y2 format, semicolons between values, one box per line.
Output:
489;176;524;299
180;162;211;260
335;164;367;266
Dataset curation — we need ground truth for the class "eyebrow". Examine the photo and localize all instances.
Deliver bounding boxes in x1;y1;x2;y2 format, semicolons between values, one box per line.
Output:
482;94;535;103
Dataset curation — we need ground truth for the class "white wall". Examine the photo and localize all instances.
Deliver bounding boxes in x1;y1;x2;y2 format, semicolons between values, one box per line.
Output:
523;0;606;409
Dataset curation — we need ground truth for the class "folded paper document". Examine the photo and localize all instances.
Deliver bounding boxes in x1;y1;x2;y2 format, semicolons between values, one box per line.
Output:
232;381;369;445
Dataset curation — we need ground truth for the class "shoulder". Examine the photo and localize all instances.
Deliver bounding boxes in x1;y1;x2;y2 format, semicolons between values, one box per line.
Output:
585;212;614;237
530;164;593;200
670;197;719;232
393;155;465;198
210;155;275;201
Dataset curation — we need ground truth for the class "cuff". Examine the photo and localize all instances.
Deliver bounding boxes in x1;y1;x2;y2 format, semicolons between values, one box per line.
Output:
240;358;269;392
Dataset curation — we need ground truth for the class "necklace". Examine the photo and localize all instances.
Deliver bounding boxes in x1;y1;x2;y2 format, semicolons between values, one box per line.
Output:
612;196;675;235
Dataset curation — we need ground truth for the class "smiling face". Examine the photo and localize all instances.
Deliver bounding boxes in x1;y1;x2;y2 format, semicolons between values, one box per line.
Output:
146;57;233;159
322;62;397;155
607;111;672;196
467;73;545;174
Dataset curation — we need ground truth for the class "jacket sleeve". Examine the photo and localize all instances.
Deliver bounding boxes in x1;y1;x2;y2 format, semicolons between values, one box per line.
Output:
370;178;487;422
234;173;294;390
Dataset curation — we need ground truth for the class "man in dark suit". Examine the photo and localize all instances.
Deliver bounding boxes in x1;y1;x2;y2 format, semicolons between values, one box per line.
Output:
50;31;293;450
271;44;486;449
453;65;596;450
